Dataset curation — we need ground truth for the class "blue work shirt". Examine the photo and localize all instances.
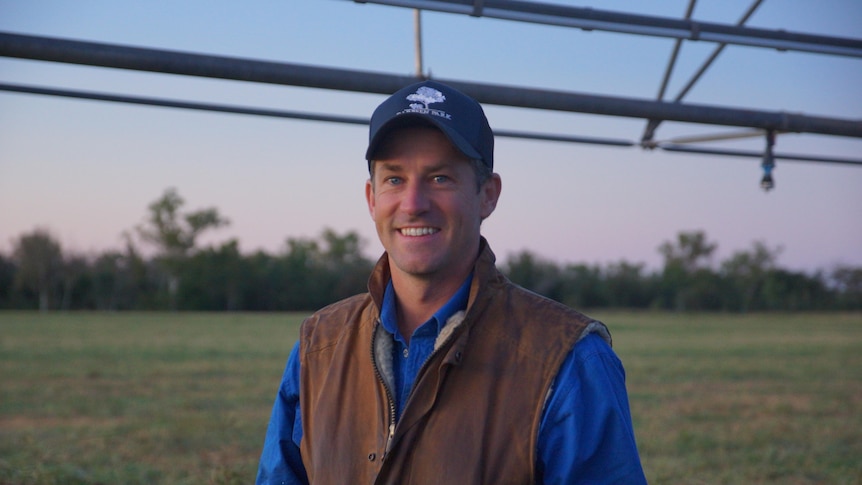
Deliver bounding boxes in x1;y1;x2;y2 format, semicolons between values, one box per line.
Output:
379;276;473;420
256;277;647;484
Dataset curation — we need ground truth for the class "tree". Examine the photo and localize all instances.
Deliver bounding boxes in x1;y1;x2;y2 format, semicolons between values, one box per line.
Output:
658;230;717;274
137;188;229;258
318;229;373;302
135;188;229;309
179;240;245;311
281;236;323;310
559;263;607;309
721;241;782;311
831;265;862;309
91;251;125;310
604;261;654;308
12;229;63;311
59;253;91;310
0;253;16;309
503;250;564;302
276;229;373;310
762;269;829;311
657;231;719;311
241;250;285;311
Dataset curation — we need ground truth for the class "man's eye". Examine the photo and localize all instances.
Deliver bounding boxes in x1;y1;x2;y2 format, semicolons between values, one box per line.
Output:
432;175;450;183
386;176;403;185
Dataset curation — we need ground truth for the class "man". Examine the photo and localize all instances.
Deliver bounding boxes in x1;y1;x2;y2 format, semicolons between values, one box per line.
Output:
257;80;647;484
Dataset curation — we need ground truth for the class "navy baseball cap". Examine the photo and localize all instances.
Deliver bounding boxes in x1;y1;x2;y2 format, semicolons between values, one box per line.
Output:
365;80;494;171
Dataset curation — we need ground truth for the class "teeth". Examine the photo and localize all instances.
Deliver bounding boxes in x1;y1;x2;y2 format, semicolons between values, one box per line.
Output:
400;227;438;237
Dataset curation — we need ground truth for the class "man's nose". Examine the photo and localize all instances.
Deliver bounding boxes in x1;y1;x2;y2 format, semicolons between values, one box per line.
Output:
401;180;431;215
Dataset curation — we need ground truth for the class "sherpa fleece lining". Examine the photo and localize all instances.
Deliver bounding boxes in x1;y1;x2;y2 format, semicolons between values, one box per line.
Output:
372;310;467;395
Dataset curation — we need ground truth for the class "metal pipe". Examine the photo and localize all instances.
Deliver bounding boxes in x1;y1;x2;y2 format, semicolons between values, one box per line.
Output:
0;82;371;125
0;81;635;147
660;144;862;166
0;32;417;94
351;0;862;58
414;9;424;77
4;81;859;165
2;33;861;138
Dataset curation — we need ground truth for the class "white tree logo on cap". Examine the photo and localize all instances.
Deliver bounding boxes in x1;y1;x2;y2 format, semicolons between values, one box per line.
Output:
407;86;446;110
399;86;452;120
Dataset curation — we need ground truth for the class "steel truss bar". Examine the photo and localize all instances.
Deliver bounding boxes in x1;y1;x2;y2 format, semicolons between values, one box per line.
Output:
2;33;861;139
3;82;857;164
660;129;767;145
673;0;764;103
654;0;697;102
660;144;862;166
0;82;370;125
642;0;764;144
643;0;698;146
352;0;862;58
0;32;415;95
493;128;633;147
0;82;634;147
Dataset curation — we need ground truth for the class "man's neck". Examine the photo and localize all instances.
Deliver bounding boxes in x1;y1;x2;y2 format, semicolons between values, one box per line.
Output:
389;270;469;343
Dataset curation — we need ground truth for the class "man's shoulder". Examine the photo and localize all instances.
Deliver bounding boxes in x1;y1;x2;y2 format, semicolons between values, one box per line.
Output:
486;279;612;346
300;293;376;352
308;292;373;320
502;279;594;325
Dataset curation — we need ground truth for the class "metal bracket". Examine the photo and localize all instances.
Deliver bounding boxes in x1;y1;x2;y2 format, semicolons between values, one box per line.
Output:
471;0;485;17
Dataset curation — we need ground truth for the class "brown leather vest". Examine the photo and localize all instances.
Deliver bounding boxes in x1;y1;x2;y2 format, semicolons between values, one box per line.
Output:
298;242;606;484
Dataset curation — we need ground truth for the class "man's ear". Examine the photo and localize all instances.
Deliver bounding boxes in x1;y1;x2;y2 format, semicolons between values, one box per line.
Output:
480;173;502;219
365;178;376;218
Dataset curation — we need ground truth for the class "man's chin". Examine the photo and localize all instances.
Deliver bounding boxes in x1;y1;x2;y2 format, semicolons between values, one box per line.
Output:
389;255;441;278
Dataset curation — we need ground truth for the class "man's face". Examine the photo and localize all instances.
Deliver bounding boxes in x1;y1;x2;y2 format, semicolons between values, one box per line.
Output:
366;126;501;284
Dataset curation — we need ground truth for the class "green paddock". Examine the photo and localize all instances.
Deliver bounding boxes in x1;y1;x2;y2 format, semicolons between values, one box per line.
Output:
1;311;860;484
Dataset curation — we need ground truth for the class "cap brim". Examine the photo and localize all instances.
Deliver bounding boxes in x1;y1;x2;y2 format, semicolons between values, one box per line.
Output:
366;113;483;163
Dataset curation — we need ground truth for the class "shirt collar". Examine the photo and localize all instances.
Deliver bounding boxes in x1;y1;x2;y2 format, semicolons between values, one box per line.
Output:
380;274;474;343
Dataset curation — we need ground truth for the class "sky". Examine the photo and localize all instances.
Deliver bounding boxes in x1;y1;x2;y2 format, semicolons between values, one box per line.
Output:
1;0;860;273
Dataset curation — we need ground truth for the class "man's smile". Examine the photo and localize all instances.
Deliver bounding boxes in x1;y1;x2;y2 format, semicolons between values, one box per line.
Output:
399;227;440;237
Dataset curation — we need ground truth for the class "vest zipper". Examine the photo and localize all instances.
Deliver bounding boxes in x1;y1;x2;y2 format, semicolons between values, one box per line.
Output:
370;321;397;458
384;423;396;454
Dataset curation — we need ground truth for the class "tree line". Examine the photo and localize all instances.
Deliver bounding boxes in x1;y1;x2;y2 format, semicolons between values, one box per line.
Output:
2;189;860;312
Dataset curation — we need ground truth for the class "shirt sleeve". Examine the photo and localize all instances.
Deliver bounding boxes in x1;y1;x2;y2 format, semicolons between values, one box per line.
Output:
536;332;647;485
256;341;309;485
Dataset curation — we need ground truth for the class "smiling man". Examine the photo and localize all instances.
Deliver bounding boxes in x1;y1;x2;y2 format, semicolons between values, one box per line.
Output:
256;80;647;484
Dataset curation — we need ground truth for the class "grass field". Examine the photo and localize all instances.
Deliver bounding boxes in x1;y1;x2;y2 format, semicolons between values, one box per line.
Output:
1;311;860;484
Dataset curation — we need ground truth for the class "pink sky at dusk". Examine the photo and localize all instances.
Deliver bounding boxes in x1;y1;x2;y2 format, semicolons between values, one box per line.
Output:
1;0;860;273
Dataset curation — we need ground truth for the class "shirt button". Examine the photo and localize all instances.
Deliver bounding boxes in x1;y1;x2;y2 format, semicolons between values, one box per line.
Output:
403;348;409;358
